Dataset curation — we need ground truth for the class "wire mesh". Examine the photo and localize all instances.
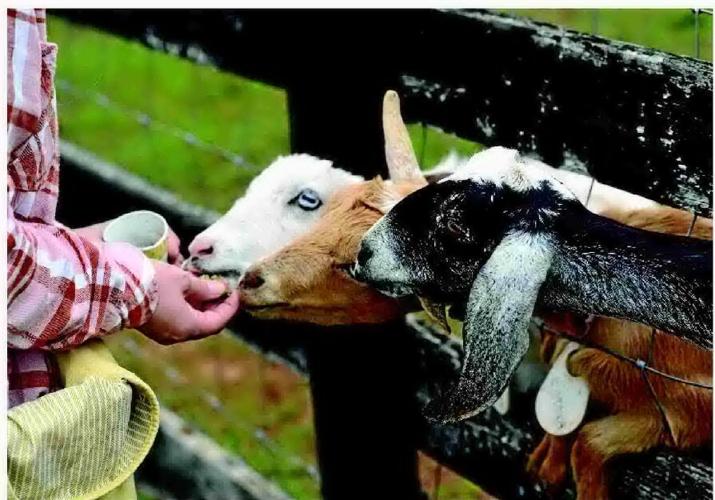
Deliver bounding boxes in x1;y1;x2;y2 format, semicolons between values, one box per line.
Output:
524;11;712;428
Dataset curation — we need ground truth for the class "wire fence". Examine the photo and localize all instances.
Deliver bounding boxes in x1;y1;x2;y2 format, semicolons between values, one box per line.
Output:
56;79;256;171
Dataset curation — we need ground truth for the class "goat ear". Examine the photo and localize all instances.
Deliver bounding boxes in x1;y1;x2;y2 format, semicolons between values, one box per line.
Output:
382;90;425;185
424;232;554;422
356;177;392;213
358;178;419;214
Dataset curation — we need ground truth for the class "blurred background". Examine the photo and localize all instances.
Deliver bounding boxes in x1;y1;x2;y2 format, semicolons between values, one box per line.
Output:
47;10;712;499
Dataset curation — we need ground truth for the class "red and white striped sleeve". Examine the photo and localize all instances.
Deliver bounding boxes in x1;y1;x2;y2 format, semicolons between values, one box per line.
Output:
7;204;159;350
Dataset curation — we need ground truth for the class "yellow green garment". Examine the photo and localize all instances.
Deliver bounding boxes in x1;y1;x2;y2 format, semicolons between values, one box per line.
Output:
7;338;160;500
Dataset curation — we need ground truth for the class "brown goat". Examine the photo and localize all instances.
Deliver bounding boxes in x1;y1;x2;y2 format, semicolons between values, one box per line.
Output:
239;91;712;499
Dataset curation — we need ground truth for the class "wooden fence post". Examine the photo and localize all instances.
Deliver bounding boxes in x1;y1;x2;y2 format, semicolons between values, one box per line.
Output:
287;81;425;499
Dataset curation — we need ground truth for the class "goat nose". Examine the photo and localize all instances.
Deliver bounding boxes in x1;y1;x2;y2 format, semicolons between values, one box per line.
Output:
189;236;214;257
357;244;374;267
240;270;265;290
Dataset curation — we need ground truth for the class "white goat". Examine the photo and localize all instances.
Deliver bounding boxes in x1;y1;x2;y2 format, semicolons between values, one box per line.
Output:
186;154;362;284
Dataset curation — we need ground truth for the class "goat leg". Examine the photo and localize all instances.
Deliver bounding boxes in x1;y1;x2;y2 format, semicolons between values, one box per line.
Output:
571;411;663;500
527;433;573;494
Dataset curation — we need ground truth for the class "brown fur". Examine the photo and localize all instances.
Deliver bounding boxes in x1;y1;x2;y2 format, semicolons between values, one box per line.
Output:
240;178;423;325
528;205;712;499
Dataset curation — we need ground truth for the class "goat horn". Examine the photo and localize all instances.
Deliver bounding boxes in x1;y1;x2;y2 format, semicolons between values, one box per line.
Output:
382;90;424;184
419;296;451;334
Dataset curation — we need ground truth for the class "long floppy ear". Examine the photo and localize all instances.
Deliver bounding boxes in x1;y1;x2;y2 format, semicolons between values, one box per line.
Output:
382;90;426;185
424;232;554;422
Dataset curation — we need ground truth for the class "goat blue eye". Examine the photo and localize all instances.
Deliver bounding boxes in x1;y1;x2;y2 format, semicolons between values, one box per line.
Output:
293;189;322;211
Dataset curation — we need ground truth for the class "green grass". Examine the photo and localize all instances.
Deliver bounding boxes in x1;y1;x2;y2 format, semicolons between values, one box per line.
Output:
46;10;712;500
50;17;289;212
107;330;320;499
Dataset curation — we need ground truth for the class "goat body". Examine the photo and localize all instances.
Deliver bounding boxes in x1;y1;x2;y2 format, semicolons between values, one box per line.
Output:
528;206;712;499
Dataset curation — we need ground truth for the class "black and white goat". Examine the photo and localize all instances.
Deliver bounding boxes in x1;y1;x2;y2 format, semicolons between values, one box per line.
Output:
353;154;712;422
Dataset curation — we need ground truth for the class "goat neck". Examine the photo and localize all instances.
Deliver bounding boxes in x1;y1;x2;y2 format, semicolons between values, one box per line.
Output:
543;204;712;349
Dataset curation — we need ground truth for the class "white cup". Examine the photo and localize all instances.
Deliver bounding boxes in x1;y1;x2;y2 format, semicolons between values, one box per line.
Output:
103;210;169;261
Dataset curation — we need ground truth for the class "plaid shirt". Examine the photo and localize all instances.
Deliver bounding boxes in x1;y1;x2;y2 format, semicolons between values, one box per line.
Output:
7;9;158;408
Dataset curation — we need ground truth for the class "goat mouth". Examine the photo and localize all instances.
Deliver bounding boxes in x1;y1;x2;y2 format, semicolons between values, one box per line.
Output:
371;282;414;298
204;270;242;280
242;302;291;312
184;263;242;281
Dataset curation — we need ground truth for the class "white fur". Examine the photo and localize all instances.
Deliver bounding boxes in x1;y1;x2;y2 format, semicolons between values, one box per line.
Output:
445;147;577;199
189;154;362;275
444;147;659;214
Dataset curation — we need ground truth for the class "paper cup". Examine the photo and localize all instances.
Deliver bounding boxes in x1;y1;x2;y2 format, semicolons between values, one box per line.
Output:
103;210;169;261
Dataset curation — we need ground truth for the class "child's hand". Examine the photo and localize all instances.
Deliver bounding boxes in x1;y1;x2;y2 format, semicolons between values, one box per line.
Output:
139;261;240;345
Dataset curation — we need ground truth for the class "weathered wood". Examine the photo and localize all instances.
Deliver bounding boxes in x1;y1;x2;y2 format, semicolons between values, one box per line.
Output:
52;9;712;214
287;80;425;499
287;82;395;176
56;144;713;499
398;9;713;216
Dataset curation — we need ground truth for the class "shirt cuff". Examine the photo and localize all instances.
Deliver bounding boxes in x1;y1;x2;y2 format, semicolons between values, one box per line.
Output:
101;241;159;329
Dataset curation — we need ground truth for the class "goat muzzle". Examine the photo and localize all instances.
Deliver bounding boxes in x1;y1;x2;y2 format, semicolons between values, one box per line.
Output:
240;269;265;290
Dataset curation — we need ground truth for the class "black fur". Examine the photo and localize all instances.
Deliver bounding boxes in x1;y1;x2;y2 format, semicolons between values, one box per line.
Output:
355;178;712;422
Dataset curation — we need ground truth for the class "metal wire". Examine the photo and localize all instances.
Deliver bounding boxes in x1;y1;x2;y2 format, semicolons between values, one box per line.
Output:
119;337;320;481
584;176;596;208
568;148;711;412
686;212;699;237
694;8;701;59
55;79;256;170
534;319;713;390
642;328;677;444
